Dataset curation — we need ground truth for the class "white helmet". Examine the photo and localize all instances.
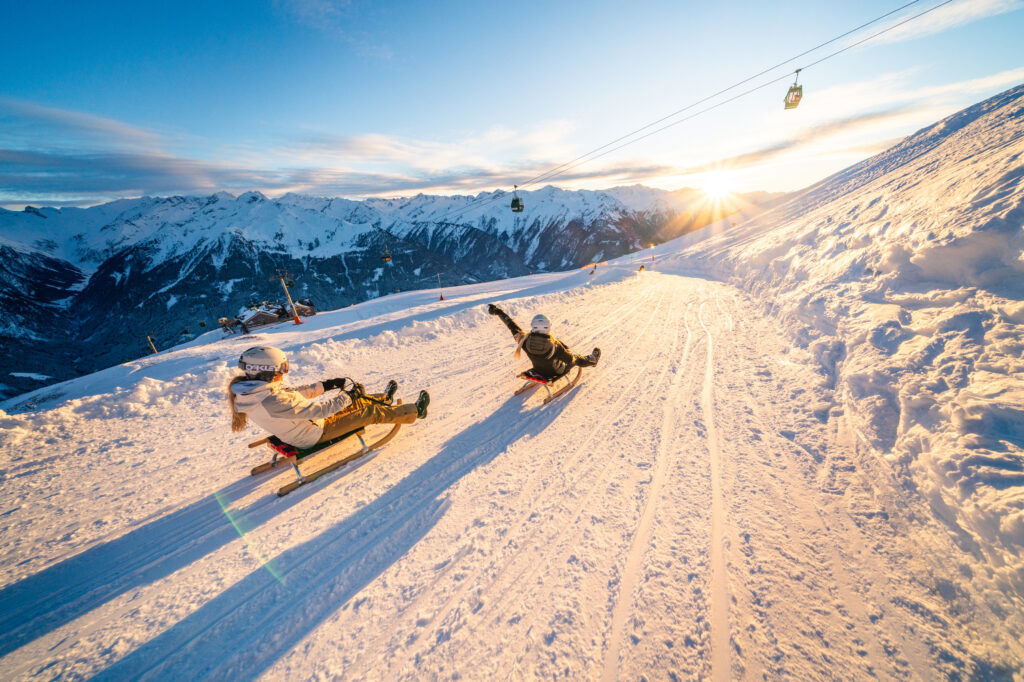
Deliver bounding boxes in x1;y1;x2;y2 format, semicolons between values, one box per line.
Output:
239;346;289;377
530;314;551;334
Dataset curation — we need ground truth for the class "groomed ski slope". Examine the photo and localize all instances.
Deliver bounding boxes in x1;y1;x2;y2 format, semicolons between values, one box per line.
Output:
1;261;1020;679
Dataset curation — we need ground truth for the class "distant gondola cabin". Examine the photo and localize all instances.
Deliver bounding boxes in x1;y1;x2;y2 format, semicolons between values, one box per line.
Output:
511;184;524;212
784;84;803;110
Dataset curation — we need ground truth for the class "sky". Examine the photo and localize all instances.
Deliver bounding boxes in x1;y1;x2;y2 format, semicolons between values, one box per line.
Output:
1;0;1022;207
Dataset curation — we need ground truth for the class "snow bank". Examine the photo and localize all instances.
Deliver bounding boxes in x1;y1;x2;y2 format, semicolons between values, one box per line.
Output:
657;84;1024;594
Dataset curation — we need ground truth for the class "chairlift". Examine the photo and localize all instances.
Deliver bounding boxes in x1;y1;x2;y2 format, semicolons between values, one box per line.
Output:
510;185;524;213
784;69;803;110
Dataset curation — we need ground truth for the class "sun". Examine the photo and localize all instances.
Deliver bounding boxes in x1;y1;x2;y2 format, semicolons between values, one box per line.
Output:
698;171;735;200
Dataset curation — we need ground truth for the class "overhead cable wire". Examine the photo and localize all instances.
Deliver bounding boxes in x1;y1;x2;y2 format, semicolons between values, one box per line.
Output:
517;0;956;190
431;1;929;225
436;0;953;224
516;0;929;190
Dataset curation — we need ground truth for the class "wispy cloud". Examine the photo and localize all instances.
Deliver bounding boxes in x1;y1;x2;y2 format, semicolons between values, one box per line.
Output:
272;0;393;59
0;98;163;151
680;106;921;174
659;67;1024;190
275;0;353;26
908;66;1024;98
0;100;590;203
288;119;578;173
0;144;669;205
790;67;1024;127
3;64;1022;206
271;161;673;197
868;0;1023;46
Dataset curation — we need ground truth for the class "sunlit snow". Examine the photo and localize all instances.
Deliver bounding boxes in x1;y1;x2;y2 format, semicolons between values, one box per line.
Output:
0;85;1022;679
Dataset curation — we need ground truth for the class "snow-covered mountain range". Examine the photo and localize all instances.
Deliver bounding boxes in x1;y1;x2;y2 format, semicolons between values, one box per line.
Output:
0;185;777;397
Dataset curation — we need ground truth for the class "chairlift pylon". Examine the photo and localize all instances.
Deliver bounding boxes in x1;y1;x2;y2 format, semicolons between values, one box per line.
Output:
784;69;803;110
510;184;524;213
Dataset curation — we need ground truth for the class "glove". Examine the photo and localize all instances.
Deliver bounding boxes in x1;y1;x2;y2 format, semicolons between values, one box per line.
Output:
487;303;501;316
322;377;348;392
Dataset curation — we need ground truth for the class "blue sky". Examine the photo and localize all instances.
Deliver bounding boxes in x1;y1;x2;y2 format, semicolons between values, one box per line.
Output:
1;0;1022;206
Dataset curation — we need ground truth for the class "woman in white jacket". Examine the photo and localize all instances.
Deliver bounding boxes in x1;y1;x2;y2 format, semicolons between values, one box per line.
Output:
228;346;429;449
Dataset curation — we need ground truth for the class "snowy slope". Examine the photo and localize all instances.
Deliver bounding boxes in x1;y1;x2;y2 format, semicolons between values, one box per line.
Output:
1;263;1020;679
646;83;1024;605
1;88;1022;679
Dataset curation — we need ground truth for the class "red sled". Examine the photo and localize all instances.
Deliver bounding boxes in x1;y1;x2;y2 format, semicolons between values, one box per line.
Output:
513;366;584;404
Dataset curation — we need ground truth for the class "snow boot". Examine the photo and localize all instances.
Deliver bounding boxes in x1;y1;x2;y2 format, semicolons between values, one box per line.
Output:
416;390;430;419
588;348;601;365
384;379;398;404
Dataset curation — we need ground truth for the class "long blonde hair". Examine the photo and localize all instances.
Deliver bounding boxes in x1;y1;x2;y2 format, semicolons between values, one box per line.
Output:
227;375;250;432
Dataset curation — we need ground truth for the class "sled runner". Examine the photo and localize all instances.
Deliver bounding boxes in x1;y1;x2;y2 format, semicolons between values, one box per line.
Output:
514;366;584;404
247;403;403;496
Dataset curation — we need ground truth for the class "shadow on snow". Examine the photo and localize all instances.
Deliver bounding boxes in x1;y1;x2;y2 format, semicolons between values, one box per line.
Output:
90;387;579;678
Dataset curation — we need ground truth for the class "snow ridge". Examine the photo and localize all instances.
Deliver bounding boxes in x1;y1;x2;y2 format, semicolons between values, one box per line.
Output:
658;82;1024;602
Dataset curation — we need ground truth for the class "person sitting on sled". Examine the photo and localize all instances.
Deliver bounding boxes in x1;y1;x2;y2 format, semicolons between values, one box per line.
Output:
228;346;429;448
487;304;600;378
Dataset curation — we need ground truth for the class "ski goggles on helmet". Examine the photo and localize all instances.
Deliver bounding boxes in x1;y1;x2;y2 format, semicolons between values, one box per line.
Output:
240;360;289;374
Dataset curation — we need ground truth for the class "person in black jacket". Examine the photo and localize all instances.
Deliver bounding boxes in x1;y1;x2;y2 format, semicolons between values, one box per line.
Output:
487;304;600;379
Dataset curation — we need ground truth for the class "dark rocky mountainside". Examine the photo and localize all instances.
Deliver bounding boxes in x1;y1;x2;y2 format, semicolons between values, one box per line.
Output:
0;185;779;396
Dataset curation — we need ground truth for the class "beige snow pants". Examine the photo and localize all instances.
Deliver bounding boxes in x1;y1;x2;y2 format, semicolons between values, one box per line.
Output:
316;393;418;443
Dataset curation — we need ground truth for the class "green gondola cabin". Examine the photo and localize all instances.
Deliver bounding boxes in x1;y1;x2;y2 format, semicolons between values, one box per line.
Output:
784;84;803;110
784;69;803;110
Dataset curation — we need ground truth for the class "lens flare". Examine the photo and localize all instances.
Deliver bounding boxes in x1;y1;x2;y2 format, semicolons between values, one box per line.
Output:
214;489;286;584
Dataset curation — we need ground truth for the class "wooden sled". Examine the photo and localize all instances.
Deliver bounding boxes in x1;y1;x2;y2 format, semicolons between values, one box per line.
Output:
514;366;584;404
247;401;403;496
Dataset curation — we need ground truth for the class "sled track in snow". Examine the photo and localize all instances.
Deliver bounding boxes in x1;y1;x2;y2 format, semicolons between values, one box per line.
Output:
456;289;699;678
344;283;677;678
690;292;1002;678
469;291;683;667
0;477;277;658
699;300;731;681
10;273;1021;679
600;293;697;681
253;280;650;498
113;276;663;679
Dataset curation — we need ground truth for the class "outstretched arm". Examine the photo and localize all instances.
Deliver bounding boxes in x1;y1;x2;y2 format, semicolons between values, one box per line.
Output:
487;304;523;337
293;382;326;399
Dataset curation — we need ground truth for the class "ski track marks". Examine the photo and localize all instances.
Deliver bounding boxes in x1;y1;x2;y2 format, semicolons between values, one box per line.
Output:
600;294;694;682
338;282;678;679
1;269;1018;679
700;299;732;681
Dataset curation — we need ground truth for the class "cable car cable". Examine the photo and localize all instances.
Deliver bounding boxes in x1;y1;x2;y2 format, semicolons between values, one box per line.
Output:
435;0;953;224
515;0;929;191
516;0;956;190
436;0;932;224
